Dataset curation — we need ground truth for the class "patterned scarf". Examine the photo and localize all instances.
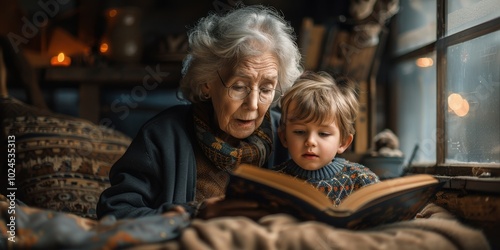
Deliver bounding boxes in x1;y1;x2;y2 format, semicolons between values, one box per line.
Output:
193;102;273;172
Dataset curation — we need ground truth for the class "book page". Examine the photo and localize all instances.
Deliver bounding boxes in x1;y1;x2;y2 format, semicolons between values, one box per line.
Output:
338;174;438;211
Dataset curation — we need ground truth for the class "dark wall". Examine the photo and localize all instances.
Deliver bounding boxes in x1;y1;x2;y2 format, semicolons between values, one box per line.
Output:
1;0;355;137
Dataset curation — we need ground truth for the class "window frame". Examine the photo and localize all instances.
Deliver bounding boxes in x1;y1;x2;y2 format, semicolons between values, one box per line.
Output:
389;1;500;192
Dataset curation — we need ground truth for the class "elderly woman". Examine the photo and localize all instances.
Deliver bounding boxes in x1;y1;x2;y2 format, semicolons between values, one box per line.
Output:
97;5;302;219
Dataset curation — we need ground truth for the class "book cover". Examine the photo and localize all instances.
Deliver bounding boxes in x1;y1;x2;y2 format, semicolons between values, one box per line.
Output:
225;164;444;230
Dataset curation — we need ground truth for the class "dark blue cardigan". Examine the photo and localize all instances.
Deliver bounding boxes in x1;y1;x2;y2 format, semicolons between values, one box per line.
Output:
97;104;288;219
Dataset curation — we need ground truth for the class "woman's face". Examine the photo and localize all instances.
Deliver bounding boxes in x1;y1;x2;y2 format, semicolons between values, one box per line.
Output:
206;52;279;139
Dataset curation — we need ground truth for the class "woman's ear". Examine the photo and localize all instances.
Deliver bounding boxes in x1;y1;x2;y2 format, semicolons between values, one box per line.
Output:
202;82;211;95
278;126;288;148
337;134;354;154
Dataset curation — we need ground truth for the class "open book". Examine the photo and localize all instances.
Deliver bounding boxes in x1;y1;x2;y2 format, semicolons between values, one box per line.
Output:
225;164;444;230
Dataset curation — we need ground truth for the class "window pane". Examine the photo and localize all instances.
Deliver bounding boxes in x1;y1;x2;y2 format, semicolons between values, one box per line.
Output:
445;31;500;163
447;0;500;36
392;0;436;55
390;53;437;165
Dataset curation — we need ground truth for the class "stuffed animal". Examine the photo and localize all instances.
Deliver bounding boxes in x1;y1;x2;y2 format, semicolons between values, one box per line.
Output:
371;129;404;157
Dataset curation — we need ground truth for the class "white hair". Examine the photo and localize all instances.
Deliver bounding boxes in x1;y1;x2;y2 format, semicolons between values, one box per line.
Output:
179;5;303;103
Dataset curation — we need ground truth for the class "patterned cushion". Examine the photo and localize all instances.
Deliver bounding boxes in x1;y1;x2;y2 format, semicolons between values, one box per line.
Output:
0;194;190;248
0;97;131;219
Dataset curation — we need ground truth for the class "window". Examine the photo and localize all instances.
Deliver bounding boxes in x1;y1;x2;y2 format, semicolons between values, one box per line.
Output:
389;52;436;165
387;1;500;179
445;31;500;164
392;0;436;55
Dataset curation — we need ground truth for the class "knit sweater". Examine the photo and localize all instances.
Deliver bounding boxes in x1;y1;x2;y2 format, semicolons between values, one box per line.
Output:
97;104;288;219
273;158;380;206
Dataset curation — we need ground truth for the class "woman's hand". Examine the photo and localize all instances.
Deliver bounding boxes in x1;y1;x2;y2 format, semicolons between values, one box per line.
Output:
162;205;188;217
196;196;272;220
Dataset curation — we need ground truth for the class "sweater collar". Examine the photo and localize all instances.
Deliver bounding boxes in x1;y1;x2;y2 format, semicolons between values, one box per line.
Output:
283;158;346;180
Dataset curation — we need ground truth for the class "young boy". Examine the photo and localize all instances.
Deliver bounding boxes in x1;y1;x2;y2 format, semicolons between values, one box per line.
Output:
275;71;380;206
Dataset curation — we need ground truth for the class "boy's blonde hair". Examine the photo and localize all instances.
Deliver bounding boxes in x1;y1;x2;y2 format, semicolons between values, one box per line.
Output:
279;71;359;143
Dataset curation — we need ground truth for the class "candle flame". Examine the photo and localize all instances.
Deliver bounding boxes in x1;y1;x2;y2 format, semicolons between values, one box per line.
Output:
57;52;65;62
51;52;71;66
100;43;109;53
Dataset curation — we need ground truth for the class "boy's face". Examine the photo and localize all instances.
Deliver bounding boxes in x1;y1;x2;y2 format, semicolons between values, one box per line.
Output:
279;101;353;171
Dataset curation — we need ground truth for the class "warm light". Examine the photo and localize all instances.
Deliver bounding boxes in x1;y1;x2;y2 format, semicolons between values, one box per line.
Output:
100;43;109;53
108;9;117;17
57;53;65;62
50;52;71;66
454;99;470;117
416;57;433;67
447;93;470;117
448;93;463;111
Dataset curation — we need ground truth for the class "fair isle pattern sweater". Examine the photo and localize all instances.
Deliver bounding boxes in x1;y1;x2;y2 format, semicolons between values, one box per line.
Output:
273;158;380;206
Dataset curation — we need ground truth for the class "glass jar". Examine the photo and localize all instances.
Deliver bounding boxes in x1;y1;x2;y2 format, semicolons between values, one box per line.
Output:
100;7;143;64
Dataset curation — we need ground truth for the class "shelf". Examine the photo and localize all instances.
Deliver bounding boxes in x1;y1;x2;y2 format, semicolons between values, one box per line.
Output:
42;63;183;123
44;64;182;86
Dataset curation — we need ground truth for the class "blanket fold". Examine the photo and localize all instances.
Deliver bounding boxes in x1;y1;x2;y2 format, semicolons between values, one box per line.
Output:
131;203;491;250
0;195;491;250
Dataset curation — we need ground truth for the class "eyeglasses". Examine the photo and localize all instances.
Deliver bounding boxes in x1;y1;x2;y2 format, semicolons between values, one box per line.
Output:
217;71;283;104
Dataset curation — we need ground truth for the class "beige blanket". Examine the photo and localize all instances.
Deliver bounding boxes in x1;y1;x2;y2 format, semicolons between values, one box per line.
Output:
134;204;490;250
0;199;490;250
